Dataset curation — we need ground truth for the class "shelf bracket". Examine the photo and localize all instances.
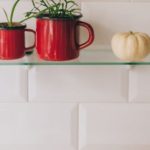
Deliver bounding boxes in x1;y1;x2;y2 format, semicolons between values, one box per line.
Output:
23;56;33;70
126;65;135;70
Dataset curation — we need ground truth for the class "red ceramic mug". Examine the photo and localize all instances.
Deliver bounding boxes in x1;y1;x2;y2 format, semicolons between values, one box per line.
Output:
0;23;36;60
36;16;95;61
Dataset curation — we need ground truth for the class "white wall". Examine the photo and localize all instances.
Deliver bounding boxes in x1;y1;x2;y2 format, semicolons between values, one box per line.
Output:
0;1;150;150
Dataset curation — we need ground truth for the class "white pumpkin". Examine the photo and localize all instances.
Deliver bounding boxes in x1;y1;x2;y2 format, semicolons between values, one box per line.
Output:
111;31;150;61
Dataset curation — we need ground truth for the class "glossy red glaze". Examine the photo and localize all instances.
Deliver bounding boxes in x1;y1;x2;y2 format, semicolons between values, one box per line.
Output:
0;28;35;60
36;18;94;61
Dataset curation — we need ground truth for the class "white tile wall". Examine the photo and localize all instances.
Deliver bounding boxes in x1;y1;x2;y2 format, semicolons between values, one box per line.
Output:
79;104;150;150
0;103;78;150
129;66;150;102
0;0;150;150
28;66;128;102
0;66;27;102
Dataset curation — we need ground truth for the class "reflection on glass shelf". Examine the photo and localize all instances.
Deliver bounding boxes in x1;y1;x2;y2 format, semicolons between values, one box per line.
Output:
0;49;150;65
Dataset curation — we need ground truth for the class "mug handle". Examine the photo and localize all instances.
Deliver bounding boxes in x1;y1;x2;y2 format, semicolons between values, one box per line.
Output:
77;21;94;50
24;29;36;53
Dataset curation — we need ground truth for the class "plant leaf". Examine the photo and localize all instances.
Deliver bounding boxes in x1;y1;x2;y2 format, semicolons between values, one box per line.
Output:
10;0;21;26
2;8;10;22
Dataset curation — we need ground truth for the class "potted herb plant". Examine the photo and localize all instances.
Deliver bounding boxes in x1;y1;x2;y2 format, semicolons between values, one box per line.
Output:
24;0;94;61
0;0;36;60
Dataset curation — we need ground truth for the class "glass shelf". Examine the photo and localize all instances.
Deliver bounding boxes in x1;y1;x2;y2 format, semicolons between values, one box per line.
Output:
0;49;150;66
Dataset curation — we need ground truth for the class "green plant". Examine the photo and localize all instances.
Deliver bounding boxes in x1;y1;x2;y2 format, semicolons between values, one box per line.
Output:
0;0;33;27
21;0;81;23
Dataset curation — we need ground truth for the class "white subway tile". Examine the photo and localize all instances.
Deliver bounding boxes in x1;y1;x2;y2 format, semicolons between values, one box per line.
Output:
0;103;78;150
0;66;27;102
129;66;150;102
79;103;150;150
29;66;128;102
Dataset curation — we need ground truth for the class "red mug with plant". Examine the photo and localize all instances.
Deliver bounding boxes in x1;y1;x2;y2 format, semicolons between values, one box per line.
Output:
0;0;35;60
25;0;94;61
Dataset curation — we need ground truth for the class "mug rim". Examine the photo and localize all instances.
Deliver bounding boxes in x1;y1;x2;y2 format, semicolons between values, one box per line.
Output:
0;23;26;30
36;14;83;20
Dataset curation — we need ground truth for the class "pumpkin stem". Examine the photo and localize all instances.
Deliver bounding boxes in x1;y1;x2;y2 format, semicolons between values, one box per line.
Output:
129;31;134;34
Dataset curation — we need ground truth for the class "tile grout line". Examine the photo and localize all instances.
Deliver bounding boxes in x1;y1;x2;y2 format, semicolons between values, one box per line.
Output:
128;68;130;103
27;67;29;103
77;103;80;150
